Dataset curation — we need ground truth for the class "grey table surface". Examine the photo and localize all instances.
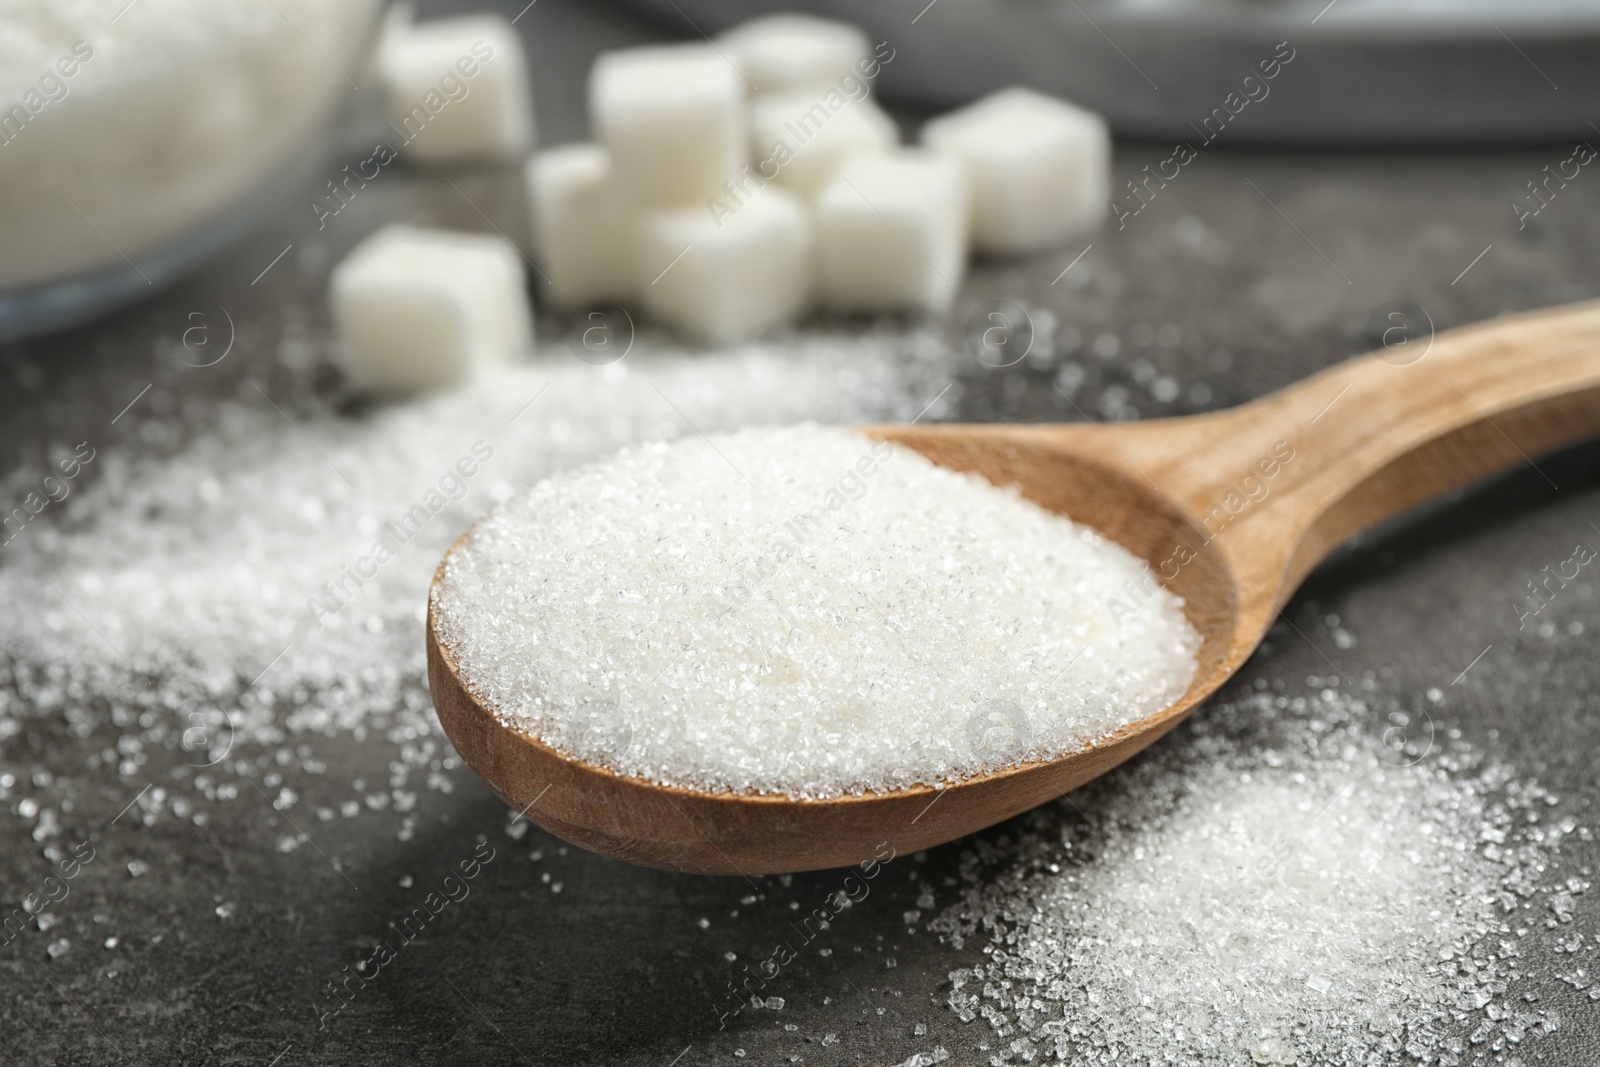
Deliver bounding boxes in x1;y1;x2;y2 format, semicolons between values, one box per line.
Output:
3;1;1600;1064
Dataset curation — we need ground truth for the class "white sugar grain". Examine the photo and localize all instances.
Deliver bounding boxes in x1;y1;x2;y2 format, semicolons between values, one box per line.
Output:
0;331;943;755
0;0;378;288
935;688;1577;1066
432;424;1201;797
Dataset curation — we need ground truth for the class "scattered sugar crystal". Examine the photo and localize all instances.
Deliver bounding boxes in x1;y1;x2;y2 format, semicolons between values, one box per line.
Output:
46;938;69;959
0;333;936;765
0;328;950;971
1250;1037;1296;1065
932;688;1578;1065
433;425;1199;797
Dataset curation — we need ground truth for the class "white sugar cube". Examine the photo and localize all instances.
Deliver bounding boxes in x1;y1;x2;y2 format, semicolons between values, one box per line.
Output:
637;189;811;344
719;14;873;96
750;91;898;197
921;87;1109;255
814;153;966;314
378;14;534;164
331;225;533;394
526;144;638;307
590;45;746;206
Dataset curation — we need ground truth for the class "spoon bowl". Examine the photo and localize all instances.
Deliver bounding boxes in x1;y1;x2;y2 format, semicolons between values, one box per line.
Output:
429;299;1600;874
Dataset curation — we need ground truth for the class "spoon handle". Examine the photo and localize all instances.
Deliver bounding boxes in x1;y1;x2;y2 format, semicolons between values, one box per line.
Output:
1088;298;1600;620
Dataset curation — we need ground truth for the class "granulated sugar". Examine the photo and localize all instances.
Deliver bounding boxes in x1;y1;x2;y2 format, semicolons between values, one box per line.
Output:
0;0;379;288
934;686;1584;1066
432;424;1200;797
0;332;941;798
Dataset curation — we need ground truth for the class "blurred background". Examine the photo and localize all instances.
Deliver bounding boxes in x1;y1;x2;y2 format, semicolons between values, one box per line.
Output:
3;1;1600;1063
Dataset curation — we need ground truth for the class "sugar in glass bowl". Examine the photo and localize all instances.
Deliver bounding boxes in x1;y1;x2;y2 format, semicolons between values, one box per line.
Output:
0;0;385;339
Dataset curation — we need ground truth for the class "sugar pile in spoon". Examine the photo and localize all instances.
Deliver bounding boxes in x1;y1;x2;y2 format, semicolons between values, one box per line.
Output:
431;424;1201;797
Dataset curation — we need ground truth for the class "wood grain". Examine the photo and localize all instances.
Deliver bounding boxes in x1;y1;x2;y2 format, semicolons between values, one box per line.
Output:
428;299;1600;874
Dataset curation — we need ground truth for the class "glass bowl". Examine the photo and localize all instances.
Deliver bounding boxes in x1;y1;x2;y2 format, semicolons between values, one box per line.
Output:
0;0;386;341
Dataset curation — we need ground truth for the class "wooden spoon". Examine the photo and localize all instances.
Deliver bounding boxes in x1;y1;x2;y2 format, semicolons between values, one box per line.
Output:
428;299;1600;875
